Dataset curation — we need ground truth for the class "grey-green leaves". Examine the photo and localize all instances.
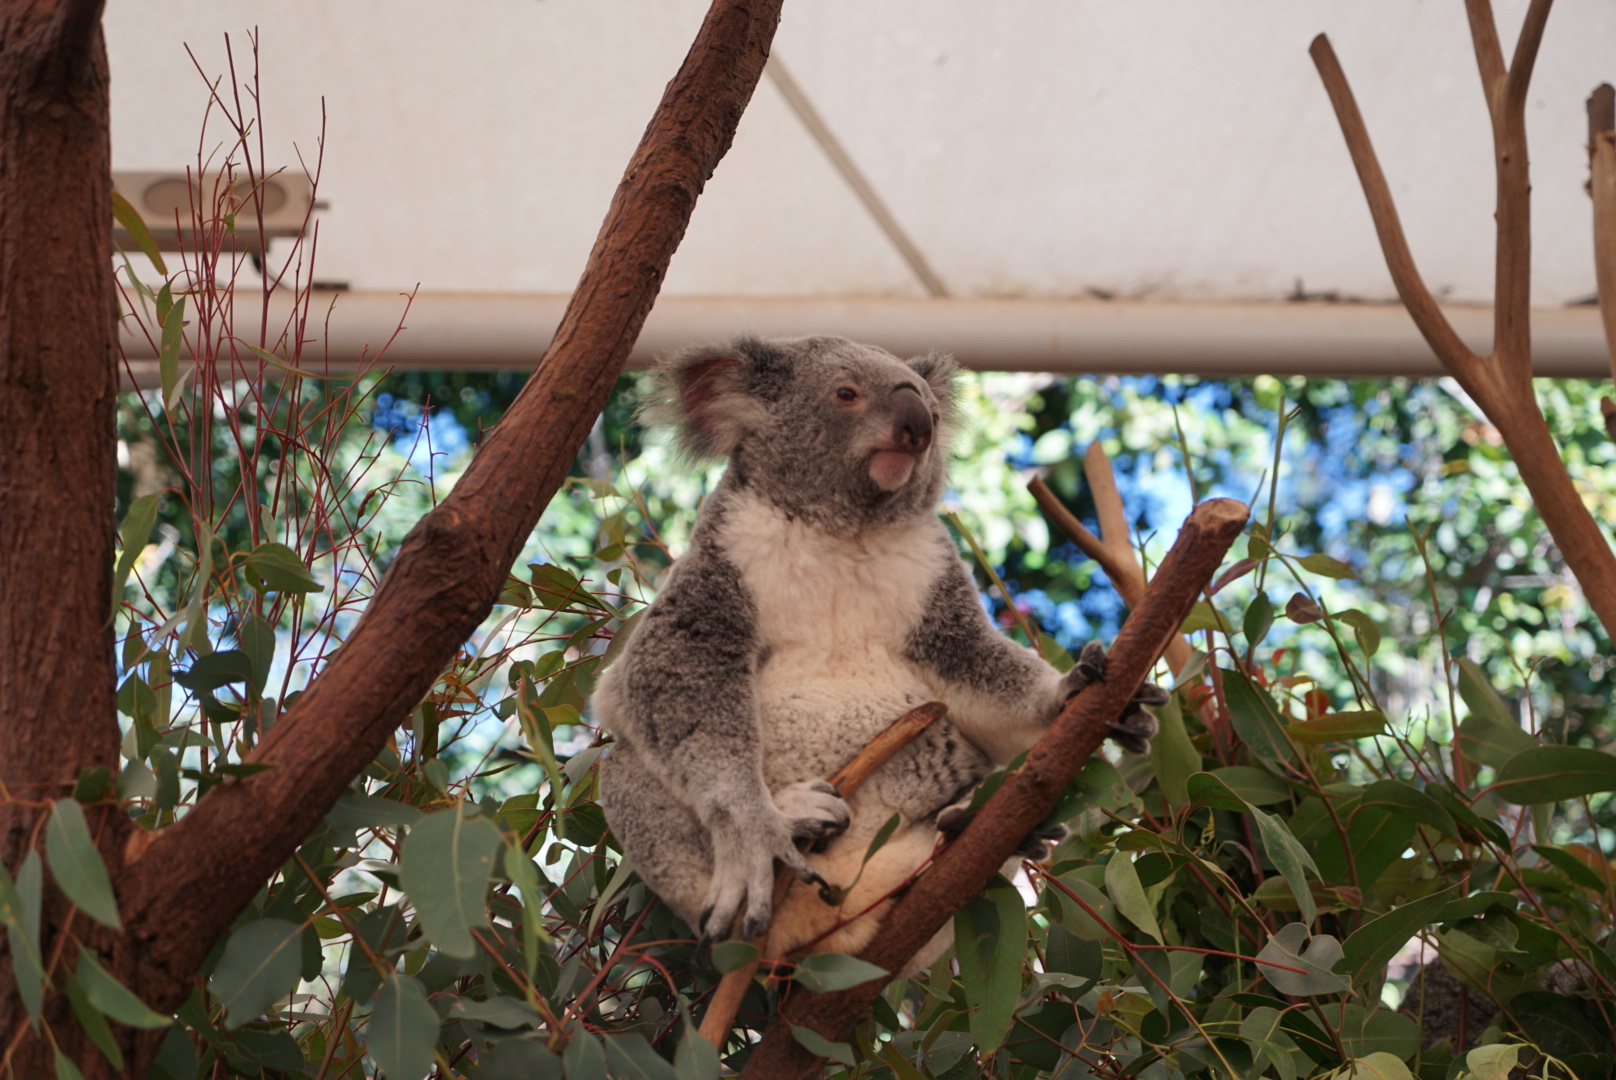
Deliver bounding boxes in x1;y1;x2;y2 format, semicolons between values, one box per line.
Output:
242;541;323;594
76;945;171;1028
399;805;503;959
369;973;439;1080
46;799;121;931
210;918;305;1028
1492;746;1616;804
1256;922;1350;996
953;875;1025;1055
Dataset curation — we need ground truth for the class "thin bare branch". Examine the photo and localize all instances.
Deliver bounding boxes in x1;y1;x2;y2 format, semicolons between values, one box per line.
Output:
1589;85;1616;438
1463;0;1506;94
738;499;1249;1079
1308;36;1483;390
1504;0;1555;120
697;702;946;1048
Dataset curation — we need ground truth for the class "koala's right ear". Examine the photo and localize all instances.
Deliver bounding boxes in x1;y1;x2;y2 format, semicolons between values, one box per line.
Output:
644;344;769;460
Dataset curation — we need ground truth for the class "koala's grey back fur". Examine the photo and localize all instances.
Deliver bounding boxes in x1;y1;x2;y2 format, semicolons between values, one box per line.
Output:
594;335;1130;959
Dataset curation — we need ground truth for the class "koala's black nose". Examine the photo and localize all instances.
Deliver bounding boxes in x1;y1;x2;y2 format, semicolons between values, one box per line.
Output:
891;385;933;453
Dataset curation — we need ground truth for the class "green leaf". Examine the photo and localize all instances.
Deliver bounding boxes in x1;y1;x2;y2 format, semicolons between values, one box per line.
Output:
1339;886;1457;987
1299;553;1355;579
529;562;595;611
791;952;888;993
1337;1004;1421;1062
45;799;121;930
863;812;902;865
1509;991;1612;1065
0;852;47;1026
1221;669;1296;771
789;1025;855;1067
1209;765;1292;805
237;613;275;696
1149;696;1198;809
325;792;422;836
562;1030;607;1079
111;190;168;275
209;918;304;1028
76;945;171;1028
1455;660;1535;768
54;1049;87;1080
173;650;253;692
1357;779;1457;839
242;541;323;594
399;805;503;959
368;973;439;1080
1103;853;1162;942
1289;710;1387;745
709;940;759;975
158;296;186;414
1328;1051;1413;1080
1255;922;1350;996
1336;609;1381;658
1530;844;1607;890
1185;770;1248;811
242;342;339;381
1243;592;1275;647
65;972;123;1068
1249;804;1320;925
1180;600;1232;634
673;1026;719;1080
954;876;1025;1054
113;493;161;605
1492;745;1616;804
603;1034;676;1080
1345;804;1418;886
1425;784;1511;848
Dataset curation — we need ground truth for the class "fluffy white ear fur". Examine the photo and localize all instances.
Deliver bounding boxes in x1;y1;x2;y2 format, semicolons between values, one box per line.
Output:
906;352;959;421
643;348;769;461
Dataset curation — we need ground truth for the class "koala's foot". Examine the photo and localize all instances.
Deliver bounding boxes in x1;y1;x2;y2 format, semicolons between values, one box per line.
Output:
935;799;1066;861
696;800;831;947
1061;640;1170;755
774;778;852;850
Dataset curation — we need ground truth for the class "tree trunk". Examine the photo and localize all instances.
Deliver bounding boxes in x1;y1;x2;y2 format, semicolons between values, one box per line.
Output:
0;0;133;1074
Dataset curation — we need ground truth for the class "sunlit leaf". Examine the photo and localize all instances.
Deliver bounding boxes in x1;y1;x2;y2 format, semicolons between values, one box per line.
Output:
45;799;121;931
111;190;168;275
1103;852;1162;942
1289;710;1386;744
112;493;161;605
243;541;324;594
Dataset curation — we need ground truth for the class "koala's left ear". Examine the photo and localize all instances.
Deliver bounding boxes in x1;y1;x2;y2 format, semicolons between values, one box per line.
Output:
906;352;958;409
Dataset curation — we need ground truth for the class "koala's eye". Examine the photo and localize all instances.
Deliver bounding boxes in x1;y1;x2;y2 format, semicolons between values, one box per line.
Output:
835;387;859;404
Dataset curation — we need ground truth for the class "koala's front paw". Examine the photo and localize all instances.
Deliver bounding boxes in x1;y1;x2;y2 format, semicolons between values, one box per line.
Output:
1060;640;1170;755
936;797;1066;860
696;803;827;947
774;779;851;851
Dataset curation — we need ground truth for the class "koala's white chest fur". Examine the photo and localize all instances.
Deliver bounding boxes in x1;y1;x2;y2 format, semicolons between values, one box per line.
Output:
718;493;948;783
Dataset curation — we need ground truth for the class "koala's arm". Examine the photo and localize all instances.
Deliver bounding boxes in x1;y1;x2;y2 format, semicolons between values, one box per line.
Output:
599;546;841;941
904;552;1163;762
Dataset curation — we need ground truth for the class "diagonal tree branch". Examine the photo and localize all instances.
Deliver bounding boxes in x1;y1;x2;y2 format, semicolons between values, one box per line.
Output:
737;498;1249;1079
115;0;786;1013
1587;84;1616;438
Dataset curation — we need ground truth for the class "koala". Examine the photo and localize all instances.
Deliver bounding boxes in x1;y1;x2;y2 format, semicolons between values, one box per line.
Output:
593;335;1163;963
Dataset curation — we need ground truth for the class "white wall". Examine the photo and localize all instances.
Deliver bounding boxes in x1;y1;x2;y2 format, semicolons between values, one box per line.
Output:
106;1;1616;304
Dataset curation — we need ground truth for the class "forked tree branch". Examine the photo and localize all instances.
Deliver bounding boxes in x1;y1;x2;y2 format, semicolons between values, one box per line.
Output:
737;498;1249;1079
114;0;786;1013
1312;10;1616;643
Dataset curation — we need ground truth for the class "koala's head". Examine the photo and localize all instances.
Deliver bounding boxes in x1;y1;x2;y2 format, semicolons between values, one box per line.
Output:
647;335;957;533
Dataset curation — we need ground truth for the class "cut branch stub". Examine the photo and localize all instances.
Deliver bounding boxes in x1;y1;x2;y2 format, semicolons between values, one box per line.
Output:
737;497;1249;1079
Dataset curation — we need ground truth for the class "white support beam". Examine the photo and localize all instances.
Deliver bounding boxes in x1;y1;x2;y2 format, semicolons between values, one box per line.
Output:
119;292;1611;388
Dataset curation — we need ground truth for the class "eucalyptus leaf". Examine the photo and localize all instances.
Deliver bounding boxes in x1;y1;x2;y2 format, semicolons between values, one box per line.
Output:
1103;852;1162;942
399;806;502;959
45;799;121;931
953;876;1025;1054
1256;922;1350;996
791;951;887;993
1492;745;1616;804
76;945;172;1028
209;918;304;1028
368;973;439;1080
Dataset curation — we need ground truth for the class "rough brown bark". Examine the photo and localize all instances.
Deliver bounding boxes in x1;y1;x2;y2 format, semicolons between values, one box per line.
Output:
738;498;1249;1079
111;0;785;1025
0;1;131;1074
1310;1;1616;642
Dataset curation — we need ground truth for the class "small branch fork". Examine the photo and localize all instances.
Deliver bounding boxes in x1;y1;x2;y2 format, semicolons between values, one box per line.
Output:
736;498;1249;1079
1310;0;1616;643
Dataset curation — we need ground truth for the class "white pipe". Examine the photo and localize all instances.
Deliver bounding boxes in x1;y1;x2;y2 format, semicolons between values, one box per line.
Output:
118;291;1612;388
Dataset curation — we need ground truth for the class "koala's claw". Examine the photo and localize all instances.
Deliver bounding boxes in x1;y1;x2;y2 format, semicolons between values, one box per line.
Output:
775;778;851;844
696;791;840;947
1062;640;1169;754
1014;821;1069;861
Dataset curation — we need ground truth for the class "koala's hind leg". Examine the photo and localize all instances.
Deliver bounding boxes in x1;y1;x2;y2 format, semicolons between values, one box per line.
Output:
599;741;711;932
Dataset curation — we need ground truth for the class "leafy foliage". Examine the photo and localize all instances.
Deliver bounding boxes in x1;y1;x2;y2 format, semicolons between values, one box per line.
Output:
27;38;1611;1080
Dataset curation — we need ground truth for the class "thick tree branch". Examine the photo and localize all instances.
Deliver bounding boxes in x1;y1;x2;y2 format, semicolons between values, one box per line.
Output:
115;0;785;1013
737;498;1249;1079
0;1;124;1073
